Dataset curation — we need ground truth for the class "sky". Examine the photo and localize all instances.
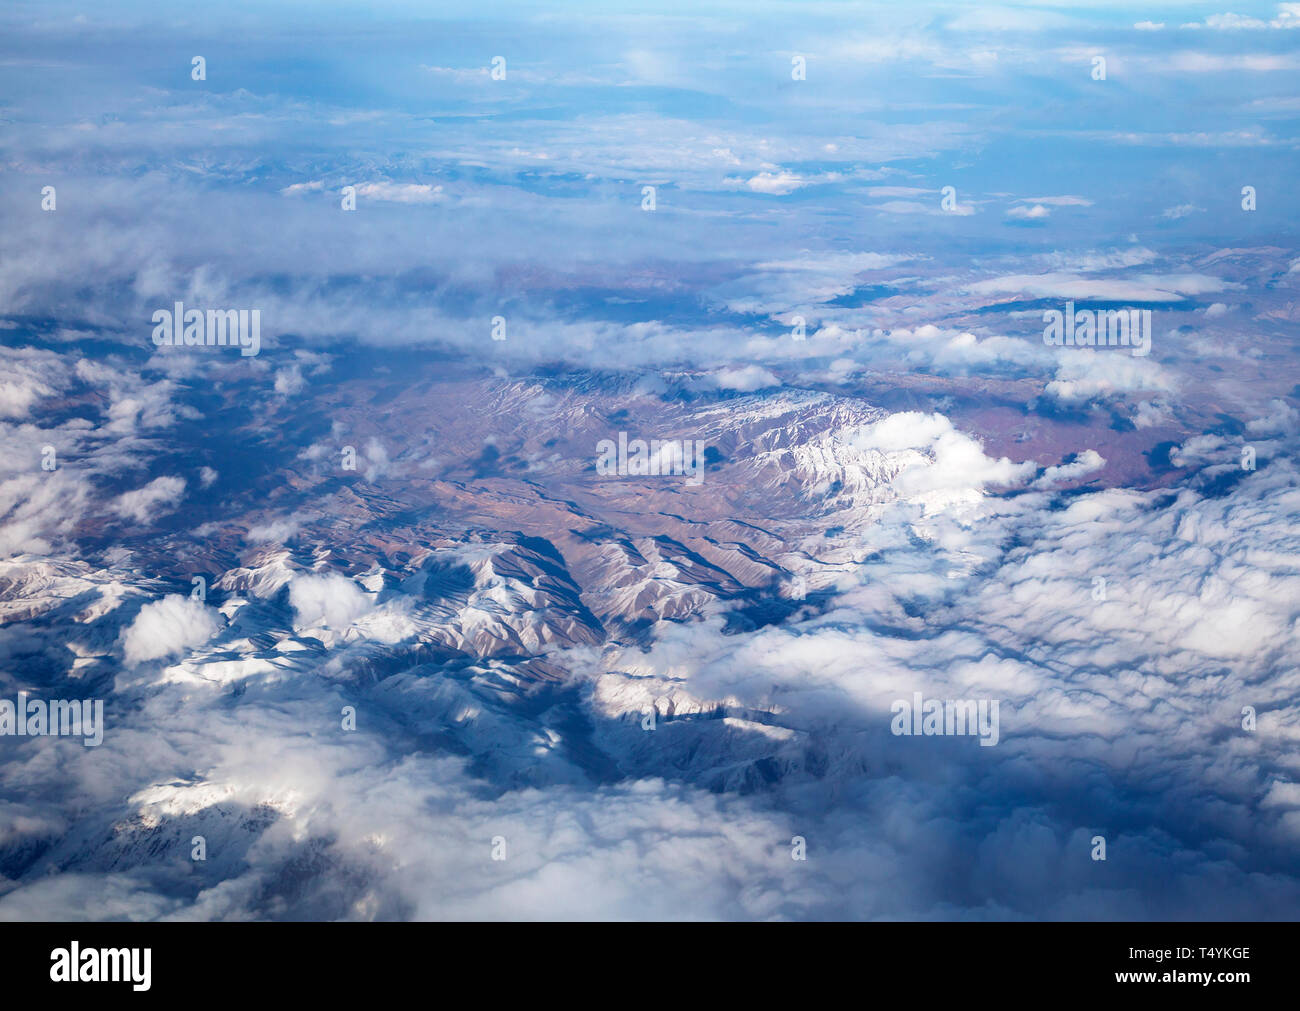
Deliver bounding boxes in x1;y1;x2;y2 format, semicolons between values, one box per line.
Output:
2;1;1298;361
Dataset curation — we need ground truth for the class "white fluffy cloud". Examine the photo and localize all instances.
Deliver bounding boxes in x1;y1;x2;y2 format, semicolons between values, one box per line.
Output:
850;411;1036;511
712;365;780;392
122;594;222;664
1044;351;1177;404
744;171;805;195
289;572;375;630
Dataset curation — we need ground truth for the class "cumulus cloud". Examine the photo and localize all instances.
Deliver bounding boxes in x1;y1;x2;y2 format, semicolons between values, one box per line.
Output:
850;411;1035;511
744;171;805;195
122;594;222;664
1044;350;1177;404
289;572;375;630
712;365;780;392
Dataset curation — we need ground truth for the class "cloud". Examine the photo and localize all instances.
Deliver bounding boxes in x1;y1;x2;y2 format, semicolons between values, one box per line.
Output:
1247;398;1298;434
112;477;186;524
0;472;92;558
799;324;1051;379
1044;351;1177;404
744;171;804;195
965;273;1229;303
849;411;1035;512
246;517;301;544
354;182;446;204
866;186;934;198
0;348;77;420
363;438;391;482
1142;52;1300;73
1033;449;1105;487
274;365;306;396
1162;203;1203;220
712;365;779;392
1185;8;1300;30
122;594;221;664
873;199;975;216
1133;398;1174;429
289;572;375;631
714;251;916;313
0;374;57;420
1018;196;1092;207
584;451;1300;916
277;178;446;204
3;388;1300;920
